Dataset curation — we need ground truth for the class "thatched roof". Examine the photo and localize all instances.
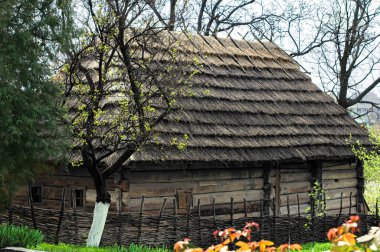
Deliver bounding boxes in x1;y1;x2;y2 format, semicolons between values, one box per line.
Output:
127;33;369;166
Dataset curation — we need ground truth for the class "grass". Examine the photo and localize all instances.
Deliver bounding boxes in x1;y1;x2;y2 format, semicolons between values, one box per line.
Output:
33;243;170;252
0;224;44;248
302;242;331;252
32;242;332;252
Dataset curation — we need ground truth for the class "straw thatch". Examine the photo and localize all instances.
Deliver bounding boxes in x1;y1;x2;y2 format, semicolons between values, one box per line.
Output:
127;33;368;166
73;32;369;167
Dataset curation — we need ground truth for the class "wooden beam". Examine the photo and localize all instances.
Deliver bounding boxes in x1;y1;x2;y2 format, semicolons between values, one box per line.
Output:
275;167;281;216
263;167;271;216
356;160;364;212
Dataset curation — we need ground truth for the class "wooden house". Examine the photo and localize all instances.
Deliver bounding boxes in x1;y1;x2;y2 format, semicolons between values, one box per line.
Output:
14;33;369;217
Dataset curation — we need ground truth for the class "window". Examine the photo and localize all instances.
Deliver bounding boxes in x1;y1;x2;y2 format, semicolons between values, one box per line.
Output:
71;188;85;209
30;186;42;204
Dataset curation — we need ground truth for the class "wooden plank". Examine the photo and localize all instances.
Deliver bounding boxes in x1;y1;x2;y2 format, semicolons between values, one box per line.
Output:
323;179;357;190
322;170;357;180
280;172;311;183
280;192;310;206
326;197;357;211
322;162;355;170
326;207;357;215
324;188;357;200
129;178;264;198
194;201;261;216
280;203;309;216
129;168;261;183
193;190;264;205
281;181;311;194
275;168;281;216
44;186;65;200
129;196;175;211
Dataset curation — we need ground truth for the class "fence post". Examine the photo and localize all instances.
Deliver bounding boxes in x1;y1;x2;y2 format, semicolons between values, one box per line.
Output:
212;198;216;230
336;192;343;226
376;198;379;226
72;189;79;245
349;192;352;216
8;205;13;225
28;186;37;229
244;198;247;220
273;198;277;244
116;189;122;247
55;188;66;244
173;198;177;245
230;198;234;227
155;197;167;244
137;195;145;245
287;196;291;246
197;199;201;245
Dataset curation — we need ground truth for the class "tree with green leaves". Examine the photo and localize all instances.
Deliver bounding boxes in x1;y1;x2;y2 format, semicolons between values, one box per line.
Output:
351;128;380;211
63;0;198;246
0;0;74;207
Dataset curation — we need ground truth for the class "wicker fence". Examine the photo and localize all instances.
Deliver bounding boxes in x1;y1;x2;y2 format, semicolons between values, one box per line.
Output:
1;195;379;248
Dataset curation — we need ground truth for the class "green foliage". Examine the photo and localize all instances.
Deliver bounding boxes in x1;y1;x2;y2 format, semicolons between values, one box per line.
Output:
301;242;331;252
351;128;380;211
33;243;169;252
32;242;331;252
0;0;75;207
0;224;44;248
304;181;327;229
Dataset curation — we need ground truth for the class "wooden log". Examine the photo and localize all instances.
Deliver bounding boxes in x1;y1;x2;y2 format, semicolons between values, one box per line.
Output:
323;179;357;190
280;181;311;194
192;201;261;216
279;204;309;216
325;197;357;211
280;172;311;183
129;196;175;211
129;168;262;183
129;178;264;198
192;190;263;205
322;170;357;180
280;192;309;206
322;161;354;169
324;188;357;199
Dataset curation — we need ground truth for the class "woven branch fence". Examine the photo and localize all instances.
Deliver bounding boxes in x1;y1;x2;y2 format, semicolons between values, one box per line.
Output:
1;193;379;248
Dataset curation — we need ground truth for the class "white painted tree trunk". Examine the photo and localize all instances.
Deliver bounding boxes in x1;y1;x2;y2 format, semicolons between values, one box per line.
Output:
86;202;110;247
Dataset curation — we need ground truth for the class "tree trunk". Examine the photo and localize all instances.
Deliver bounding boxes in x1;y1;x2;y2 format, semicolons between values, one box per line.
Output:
86;187;111;247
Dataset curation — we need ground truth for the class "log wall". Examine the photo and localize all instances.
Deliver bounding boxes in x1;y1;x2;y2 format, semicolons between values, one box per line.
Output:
12;159;361;216
322;161;358;215
127;167;264;215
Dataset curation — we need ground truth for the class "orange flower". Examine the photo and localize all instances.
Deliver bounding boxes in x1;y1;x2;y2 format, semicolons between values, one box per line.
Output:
174;238;191;252
185;249;203;252
265;247;276;252
340;233;357;245
349;215;360;223
277;244;289;252
289;244;302;251
248;241;260;251
236;241;250;252
327;228;338;241
259;240;274;252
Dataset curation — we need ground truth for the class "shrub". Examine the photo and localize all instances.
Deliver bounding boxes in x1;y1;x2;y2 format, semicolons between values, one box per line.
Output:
174;222;301;252
34;243;169;252
0;224;44;248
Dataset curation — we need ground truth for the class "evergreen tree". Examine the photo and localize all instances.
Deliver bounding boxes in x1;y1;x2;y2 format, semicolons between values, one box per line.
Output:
0;0;74;207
